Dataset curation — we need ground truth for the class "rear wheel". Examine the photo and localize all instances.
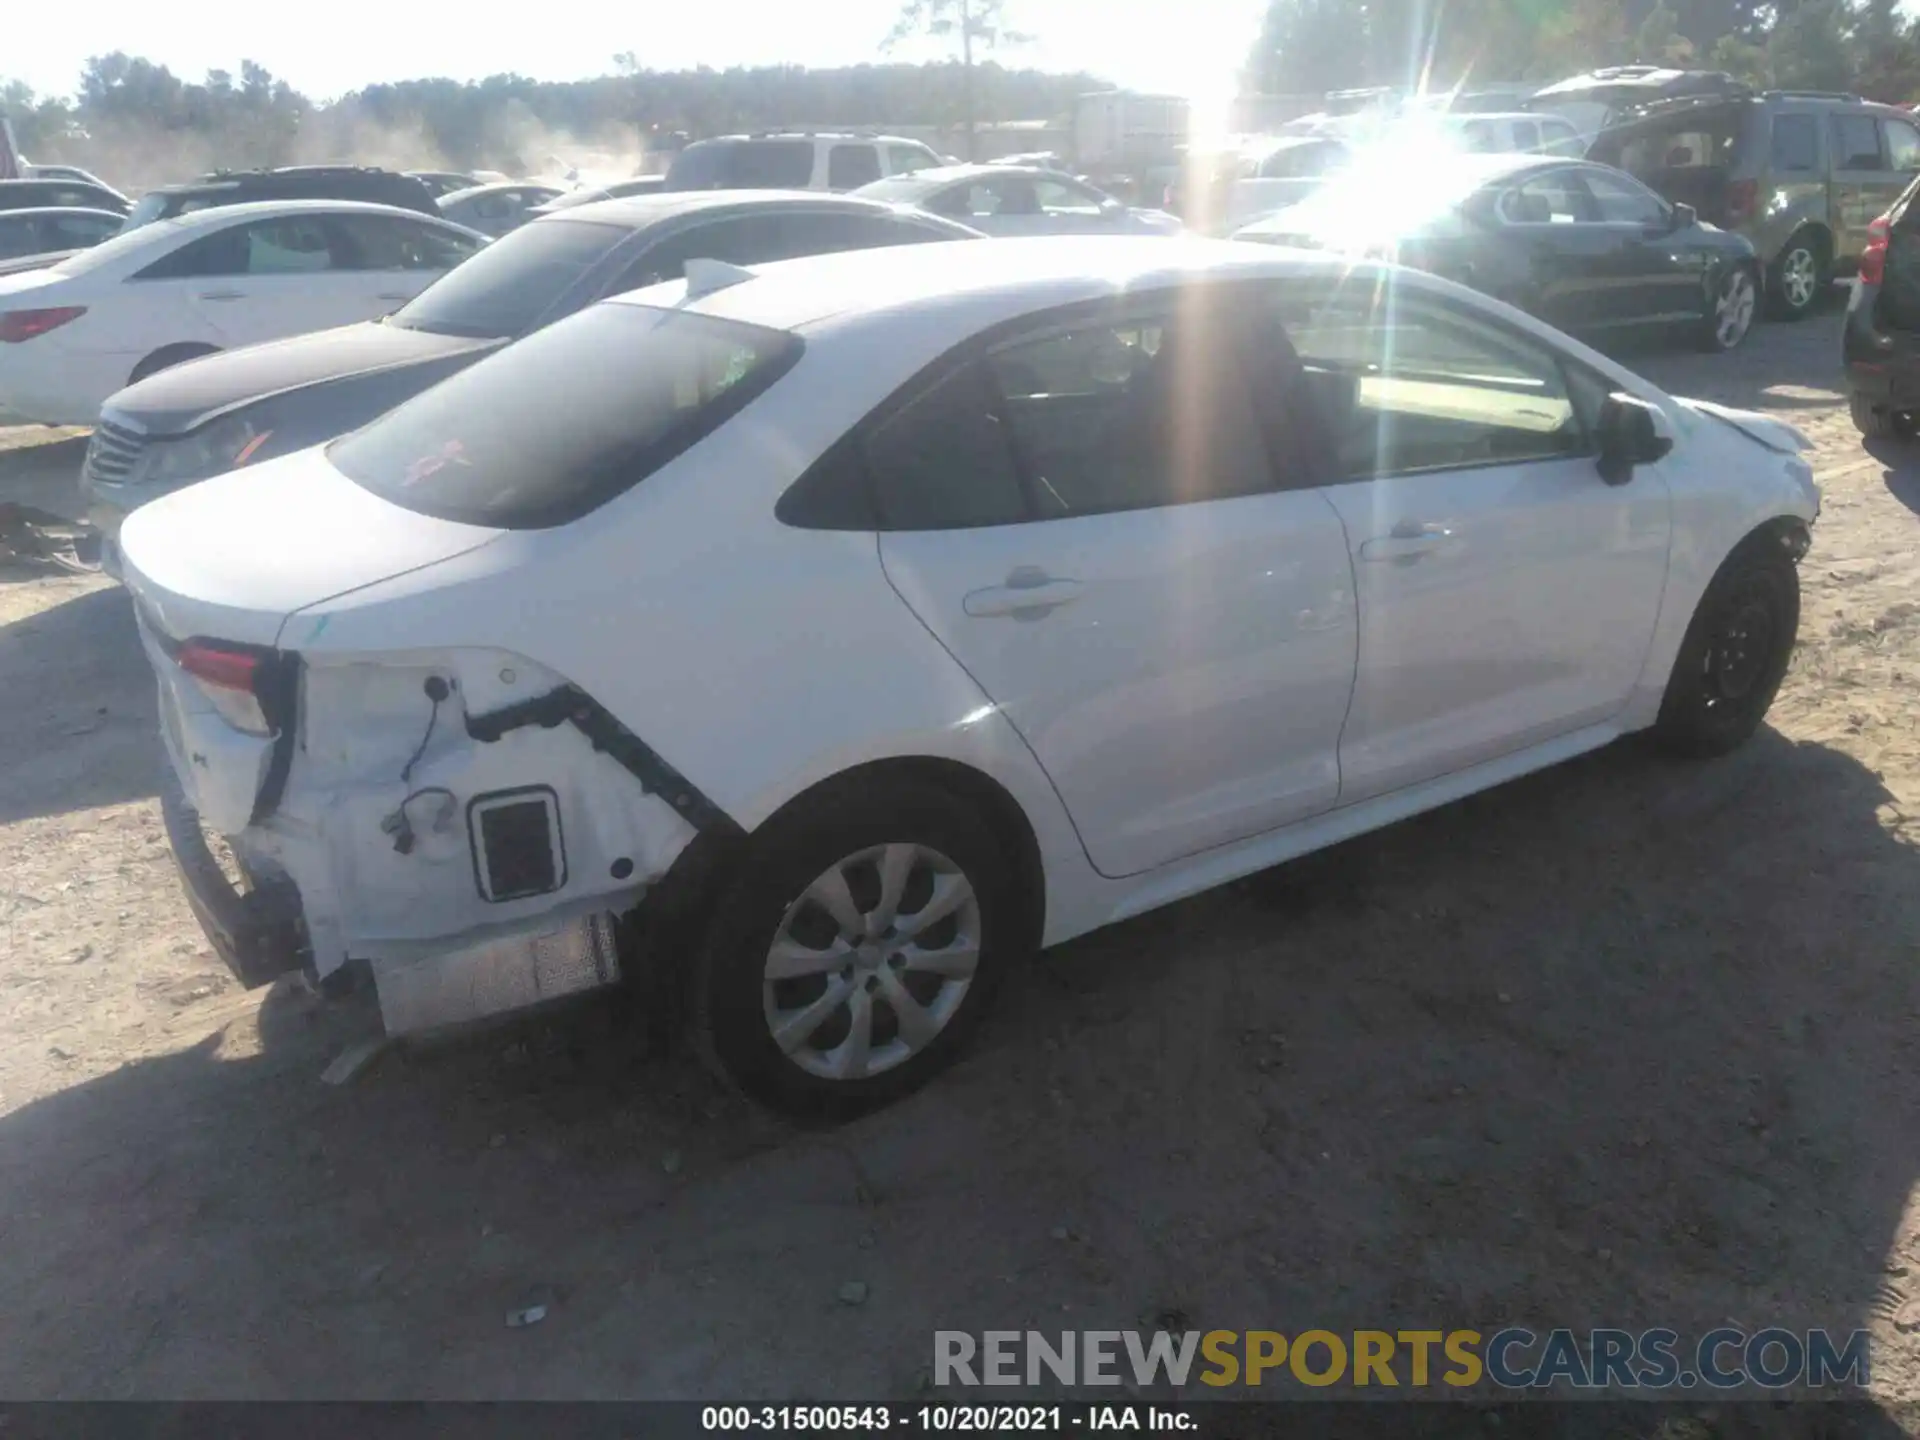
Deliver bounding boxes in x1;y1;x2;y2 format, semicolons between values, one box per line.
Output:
1651;543;1800;758
1768;235;1827;320
1850;395;1918;440
686;776;1020;1115
1697;264;1758;352
129;343;220;386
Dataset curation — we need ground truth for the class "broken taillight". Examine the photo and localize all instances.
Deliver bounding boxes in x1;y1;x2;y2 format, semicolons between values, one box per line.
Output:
177;640;272;736
0;306;87;343
1860;214;1892;287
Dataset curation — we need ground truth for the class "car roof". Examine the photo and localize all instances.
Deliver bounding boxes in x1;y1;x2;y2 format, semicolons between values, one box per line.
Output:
688;131;925;145
537;189;929;229
0;206;124;220
439;181;562;203
152;169;421;197
612;234;1316;339
139;198;479;235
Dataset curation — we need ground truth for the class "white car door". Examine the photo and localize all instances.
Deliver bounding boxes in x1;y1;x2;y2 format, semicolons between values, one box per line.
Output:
1269;283;1671;803
875;297;1359;878
144;214;376;350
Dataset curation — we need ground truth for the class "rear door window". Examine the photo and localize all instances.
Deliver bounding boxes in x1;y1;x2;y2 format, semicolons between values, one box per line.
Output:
828;145;882;189
1499;170;1592;224
329;303;802;528
1771;114;1820;172
1834;114;1886;170
326;214;481;271
866;365;1028;528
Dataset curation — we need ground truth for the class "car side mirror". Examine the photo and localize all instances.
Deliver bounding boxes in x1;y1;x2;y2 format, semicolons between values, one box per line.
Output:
1669;201;1697;230
1596;393;1672;485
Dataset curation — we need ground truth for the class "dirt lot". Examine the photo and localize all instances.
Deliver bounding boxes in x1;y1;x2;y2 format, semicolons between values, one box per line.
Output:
5;311;1920;1415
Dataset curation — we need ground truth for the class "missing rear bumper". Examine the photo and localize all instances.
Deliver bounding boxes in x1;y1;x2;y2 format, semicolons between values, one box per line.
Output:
160;768;309;989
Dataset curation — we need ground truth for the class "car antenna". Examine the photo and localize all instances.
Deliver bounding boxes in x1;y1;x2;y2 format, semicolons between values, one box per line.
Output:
680;258;759;299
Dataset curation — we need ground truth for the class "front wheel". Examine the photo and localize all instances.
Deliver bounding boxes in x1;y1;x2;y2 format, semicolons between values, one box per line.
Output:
1697;265;1758;352
1651;543;1801;759
686;776;1021;1115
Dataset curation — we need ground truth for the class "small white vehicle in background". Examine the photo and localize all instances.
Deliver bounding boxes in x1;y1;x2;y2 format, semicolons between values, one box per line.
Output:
855;164;1182;236
119;238;1816;1114
0;199;486;425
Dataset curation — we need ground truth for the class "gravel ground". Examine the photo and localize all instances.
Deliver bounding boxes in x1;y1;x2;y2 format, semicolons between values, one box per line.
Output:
3;311;1920;1425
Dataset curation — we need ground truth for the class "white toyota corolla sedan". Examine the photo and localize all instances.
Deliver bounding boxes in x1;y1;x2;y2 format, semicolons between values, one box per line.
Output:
118;236;1819;1113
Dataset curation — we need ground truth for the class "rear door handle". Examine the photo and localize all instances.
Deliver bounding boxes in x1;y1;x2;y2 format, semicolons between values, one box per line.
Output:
1359;522;1454;562
197;290;246;301
963;567;1083;619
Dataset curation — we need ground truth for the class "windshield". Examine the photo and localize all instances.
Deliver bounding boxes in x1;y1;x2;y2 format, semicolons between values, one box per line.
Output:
330;302;802;528
852;175;940;203
387;218;630;339
122;192;170;231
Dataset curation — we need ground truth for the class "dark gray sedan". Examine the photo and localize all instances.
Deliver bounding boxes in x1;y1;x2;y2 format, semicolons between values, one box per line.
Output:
81;190;983;573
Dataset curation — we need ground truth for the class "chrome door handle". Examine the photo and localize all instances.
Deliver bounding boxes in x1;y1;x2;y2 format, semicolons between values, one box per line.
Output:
963;567;1083;619
197;290;246;301
1358;522;1454;563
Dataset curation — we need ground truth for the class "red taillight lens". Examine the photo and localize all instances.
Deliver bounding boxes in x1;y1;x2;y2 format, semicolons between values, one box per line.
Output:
0;305;87;343
176;640;271;735
1861;215;1891;286
1725;178;1759;224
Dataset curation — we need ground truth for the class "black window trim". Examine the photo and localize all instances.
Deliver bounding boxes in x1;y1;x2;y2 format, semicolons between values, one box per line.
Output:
777;278;1328;532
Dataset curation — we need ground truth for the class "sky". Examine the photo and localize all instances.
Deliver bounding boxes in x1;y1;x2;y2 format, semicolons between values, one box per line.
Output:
9;0;1269;105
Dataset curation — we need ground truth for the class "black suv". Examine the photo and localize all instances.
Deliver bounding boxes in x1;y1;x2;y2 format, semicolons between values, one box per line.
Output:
122;166;441;231
1843;169;1920;437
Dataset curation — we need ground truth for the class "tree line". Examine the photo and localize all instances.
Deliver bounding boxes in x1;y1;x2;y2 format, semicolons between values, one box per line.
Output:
1248;0;1920;104
1;54;1106;186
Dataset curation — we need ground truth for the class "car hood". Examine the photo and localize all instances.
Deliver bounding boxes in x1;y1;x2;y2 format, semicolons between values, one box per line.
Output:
108;320;503;436
118;444;505;649
1674;396;1813;455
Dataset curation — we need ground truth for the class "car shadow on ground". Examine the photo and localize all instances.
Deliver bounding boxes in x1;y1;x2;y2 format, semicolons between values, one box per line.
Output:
1;725;1918;1414
0;434;90;527
0;583;156;825
1618;303;1846;410
1862;435;1920;519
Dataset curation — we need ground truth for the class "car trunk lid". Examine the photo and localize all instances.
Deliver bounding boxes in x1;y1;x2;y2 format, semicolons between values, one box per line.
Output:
1588;99;1748;227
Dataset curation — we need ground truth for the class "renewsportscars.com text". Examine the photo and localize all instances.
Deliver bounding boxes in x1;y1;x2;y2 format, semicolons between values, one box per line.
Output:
933;1328;1871;1391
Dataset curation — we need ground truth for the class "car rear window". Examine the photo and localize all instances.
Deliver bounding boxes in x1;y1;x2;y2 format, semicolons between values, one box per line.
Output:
388;218;630;338
329;302;802;529
669;140;815;190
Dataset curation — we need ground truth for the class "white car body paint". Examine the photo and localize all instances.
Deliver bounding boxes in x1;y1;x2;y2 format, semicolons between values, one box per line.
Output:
0;200;485;425
118;237;1818;1013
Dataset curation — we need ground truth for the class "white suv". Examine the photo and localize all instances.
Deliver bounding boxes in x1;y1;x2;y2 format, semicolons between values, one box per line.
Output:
664;132;946;192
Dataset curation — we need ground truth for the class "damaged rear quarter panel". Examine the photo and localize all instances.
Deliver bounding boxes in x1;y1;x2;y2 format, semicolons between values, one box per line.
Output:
272;357;1093;944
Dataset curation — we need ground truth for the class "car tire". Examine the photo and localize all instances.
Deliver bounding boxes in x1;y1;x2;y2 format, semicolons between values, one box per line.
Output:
1650;541;1800;759
1697;263;1758;352
1850;395;1919;440
129;343;220;386
685;775;1021;1116
1767;234;1827;321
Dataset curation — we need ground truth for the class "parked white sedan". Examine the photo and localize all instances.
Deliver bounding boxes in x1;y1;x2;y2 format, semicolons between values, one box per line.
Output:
0;200;486;425
119;238;1817;1113
856;164;1182;237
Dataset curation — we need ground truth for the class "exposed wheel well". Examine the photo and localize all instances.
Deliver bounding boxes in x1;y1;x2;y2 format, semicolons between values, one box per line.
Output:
129;342;220;386
1730;514;1812;567
1777;225;1832;267
623;756;1050;1001
783;757;1049;953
